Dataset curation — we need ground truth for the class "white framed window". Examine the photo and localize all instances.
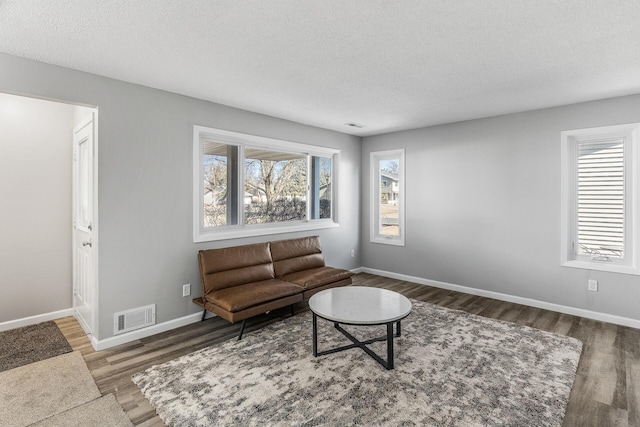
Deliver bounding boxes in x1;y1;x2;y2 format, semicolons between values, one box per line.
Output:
370;149;405;246
194;126;339;242
561;122;640;275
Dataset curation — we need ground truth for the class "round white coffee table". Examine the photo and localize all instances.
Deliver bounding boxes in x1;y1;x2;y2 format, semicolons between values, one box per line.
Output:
308;286;412;370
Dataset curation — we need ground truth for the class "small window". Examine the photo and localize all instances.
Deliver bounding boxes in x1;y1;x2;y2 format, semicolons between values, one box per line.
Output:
561;122;640;275
310;156;333;220
194;126;339;242
370;149;405;246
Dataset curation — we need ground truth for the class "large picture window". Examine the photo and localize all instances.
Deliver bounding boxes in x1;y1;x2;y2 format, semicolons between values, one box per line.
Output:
561;122;640;275
370;149;405;246
194;126;339;242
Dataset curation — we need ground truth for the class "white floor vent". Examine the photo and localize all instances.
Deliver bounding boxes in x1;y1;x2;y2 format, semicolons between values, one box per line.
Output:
114;304;156;335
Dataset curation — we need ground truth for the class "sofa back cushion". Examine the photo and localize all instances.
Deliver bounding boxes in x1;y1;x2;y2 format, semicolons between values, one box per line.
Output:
198;242;274;295
270;236;325;277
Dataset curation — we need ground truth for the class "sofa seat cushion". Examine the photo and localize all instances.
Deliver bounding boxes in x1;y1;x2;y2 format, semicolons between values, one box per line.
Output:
206;279;304;312
280;267;354;290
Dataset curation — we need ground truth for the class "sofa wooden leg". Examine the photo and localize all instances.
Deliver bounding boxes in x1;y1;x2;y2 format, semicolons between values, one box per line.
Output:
290;304;295;317
238;319;247;341
201;309;207;321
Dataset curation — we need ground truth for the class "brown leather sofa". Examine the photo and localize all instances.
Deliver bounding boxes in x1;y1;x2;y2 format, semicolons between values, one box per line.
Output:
194;236;353;339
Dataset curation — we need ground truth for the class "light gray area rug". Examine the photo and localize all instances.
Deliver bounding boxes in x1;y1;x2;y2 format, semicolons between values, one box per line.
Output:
0;321;72;372
30;394;133;427
133;300;583;426
0;351;100;427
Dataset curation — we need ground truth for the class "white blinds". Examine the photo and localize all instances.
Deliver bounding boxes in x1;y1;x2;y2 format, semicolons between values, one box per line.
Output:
576;138;625;260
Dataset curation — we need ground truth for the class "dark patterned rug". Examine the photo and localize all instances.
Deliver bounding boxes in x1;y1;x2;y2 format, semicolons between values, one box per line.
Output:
0;321;72;372
132;300;582;426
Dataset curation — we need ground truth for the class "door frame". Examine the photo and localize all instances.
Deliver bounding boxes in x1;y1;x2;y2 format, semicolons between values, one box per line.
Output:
72;111;99;340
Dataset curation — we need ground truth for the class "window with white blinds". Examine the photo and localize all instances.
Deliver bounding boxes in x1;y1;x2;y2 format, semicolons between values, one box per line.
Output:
576;139;625;261
561;122;640;275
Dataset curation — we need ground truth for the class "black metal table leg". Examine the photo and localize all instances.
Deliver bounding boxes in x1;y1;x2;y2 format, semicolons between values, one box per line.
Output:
312;313;318;357
314;320;400;370
386;322;394;370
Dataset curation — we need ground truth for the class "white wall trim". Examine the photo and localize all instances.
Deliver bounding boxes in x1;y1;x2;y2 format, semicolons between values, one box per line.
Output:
361;267;640;330
8;267;636;350
0;308;74;332
91;311;207;351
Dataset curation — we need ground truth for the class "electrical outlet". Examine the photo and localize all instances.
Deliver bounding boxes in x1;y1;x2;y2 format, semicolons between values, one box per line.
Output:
182;283;191;297
588;280;598;292
350;249;355;258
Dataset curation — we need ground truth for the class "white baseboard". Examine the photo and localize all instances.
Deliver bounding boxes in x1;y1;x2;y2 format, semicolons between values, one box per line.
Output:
0;308;74;332
92;311;207;351
360;267;640;330
83;265;640;351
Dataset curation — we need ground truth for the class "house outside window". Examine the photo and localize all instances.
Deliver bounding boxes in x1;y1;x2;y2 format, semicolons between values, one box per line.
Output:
561;122;640;275
370;149;405;246
381;171;399;206
194;126;339;242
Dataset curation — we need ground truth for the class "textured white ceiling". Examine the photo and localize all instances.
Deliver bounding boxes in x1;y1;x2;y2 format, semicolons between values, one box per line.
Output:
1;0;640;136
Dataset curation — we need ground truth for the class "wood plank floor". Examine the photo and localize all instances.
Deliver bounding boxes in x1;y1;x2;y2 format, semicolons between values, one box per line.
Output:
56;273;640;426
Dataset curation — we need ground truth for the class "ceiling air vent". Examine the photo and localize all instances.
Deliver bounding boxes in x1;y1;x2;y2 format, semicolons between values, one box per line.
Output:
345;122;364;128
114;304;156;335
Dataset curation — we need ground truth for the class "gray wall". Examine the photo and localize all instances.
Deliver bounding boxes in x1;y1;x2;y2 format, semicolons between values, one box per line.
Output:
362;94;640;322
0;53;361;339
0;93;74;322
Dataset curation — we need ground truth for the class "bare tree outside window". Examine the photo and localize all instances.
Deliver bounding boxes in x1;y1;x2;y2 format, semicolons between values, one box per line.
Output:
244;148;307;224
202;146;334;227
203;141;237;227
313;156;332;219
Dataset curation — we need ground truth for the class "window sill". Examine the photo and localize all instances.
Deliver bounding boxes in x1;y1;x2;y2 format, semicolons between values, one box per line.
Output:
562;259;640;276
195;220;339;243
370;235;405;246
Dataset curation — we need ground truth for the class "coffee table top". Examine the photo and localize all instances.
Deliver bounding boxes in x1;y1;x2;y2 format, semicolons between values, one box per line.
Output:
309;286;412;325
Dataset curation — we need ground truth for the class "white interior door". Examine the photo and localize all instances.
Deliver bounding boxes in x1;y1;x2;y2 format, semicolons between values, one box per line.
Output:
73;115;96;336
